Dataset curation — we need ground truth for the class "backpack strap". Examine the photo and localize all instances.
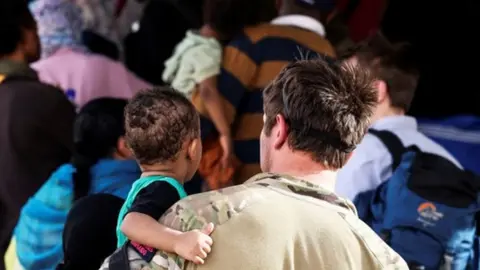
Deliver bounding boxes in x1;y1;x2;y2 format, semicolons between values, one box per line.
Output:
368;129;406;170
108;244;130;270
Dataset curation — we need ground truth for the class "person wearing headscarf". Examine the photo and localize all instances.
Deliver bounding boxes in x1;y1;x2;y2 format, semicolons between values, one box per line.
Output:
11;98;140;270
75;0;147;60
29;0;151;109
57;194;125;270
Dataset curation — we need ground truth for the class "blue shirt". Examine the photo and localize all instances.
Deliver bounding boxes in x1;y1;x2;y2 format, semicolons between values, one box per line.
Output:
15;159;140;270
335;116;461;201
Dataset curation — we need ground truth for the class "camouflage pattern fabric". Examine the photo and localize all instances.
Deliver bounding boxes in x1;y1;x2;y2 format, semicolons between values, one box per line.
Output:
100;172;405;270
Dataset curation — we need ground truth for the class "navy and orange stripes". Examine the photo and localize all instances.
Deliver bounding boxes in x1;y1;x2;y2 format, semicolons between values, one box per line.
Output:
193;23;335;183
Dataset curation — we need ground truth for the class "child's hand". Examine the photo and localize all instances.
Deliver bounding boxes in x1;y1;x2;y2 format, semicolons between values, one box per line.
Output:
219;134;233;169
174;223;215;264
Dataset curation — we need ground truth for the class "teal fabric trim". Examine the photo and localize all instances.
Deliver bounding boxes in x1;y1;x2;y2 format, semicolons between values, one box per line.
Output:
116;175;187;247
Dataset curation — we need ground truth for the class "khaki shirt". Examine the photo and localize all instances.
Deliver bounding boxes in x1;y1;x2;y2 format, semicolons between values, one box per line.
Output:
101;173;408;270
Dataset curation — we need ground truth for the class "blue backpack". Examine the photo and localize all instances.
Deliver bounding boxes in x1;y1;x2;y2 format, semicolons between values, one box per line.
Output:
354;129;480;270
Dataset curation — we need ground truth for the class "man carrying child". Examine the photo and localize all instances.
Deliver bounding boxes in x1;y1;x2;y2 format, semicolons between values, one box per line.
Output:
102;57;408;269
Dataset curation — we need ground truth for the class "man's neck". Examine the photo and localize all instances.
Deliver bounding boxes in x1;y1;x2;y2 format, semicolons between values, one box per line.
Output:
269;154;337;192
140;163;186;184
2;51;26;64
371;106;405;125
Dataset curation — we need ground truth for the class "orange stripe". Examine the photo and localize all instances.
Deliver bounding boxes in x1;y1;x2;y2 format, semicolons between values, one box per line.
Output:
233;113;263;140
417;202;436;212
222;46;257;88
251;61;290;89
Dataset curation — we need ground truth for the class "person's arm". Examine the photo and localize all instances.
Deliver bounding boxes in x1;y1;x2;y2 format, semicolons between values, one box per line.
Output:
120;182;214;264
121;212;180;251
198;77;232;167
192;36;257;140
199;78;230;136
122;213;214;264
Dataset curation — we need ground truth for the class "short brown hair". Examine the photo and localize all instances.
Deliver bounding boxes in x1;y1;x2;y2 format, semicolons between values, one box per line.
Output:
346;32;419;111
263;57;377;169
125;87;200;165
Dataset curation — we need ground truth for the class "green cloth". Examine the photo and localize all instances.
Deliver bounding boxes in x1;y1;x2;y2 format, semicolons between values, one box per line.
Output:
162;30;222;97
116;175;187;247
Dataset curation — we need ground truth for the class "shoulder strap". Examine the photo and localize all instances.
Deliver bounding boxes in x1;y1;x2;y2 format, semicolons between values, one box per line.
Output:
368;129;405;170
116;176;187;247
108;244;130;270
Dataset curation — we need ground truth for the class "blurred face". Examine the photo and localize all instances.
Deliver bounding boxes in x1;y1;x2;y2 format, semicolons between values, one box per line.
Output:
20;25;41;63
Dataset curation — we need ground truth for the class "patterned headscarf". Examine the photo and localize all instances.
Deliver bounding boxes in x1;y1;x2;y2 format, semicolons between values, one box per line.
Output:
29;0;89;59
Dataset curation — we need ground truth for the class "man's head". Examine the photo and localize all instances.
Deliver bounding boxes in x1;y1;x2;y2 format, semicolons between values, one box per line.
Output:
260;57;377;172
0;1;40;63
203;0;277;39
342;33;419;122
276;0;336;23
125;87;202;182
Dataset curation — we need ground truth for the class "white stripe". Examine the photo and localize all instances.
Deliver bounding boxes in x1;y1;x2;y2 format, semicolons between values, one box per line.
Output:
419;124;480;144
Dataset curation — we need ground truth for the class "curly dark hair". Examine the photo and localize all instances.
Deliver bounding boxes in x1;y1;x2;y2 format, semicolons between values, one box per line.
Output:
263;56;377;169
125;87;200;165
0;1;36;56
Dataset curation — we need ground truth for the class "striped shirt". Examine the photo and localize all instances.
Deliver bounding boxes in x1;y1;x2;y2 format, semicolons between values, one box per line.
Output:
192;19;335;184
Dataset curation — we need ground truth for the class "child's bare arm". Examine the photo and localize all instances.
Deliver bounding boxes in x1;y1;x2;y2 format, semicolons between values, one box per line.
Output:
199;78;231;136
199;77;232;167
122;212;215;264
121;212;180;252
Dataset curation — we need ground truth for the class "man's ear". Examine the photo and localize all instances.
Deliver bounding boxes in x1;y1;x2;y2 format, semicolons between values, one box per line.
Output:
375;80;388;104
273;114;289;149
187;138;201;160
116;137;133;158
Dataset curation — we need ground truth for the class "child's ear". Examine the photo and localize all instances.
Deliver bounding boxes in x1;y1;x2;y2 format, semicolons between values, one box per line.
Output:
116;137;133;159
187;138;202;161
